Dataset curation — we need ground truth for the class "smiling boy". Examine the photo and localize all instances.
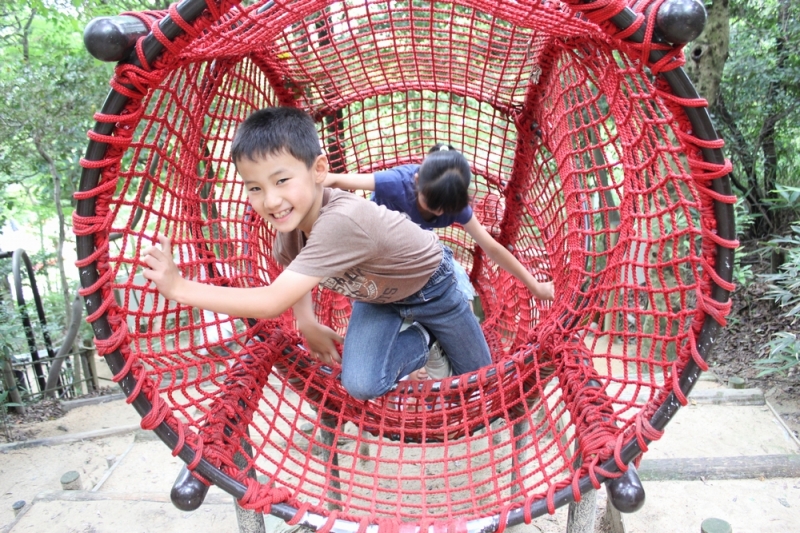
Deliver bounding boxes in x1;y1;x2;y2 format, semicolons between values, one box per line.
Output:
142;107;491;400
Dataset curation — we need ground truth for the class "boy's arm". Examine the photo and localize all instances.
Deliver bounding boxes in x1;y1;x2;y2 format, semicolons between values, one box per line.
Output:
463;217;555;301
324;172;376;191
292;292;344;365
142;235;322;319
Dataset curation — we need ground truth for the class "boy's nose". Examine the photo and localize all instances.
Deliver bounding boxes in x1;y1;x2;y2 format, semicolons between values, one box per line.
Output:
262;190;282;210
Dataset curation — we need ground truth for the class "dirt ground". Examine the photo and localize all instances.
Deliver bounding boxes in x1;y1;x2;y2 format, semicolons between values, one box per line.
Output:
3;380;797;533
709;239;800;440
1;388;123;443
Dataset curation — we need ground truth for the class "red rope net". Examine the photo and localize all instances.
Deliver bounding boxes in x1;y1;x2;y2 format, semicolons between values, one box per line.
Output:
75;0;736;527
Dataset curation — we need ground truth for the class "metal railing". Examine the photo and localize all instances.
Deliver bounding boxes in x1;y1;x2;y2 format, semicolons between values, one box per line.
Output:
1;249;95;411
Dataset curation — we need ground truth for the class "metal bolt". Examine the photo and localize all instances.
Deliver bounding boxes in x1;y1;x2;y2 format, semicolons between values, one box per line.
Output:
728;376;746;389
61;470;83;491
12;500;25;516
701;517;732;533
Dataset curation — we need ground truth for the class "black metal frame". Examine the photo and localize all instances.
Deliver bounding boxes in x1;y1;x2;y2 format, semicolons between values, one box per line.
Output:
76;1;735;531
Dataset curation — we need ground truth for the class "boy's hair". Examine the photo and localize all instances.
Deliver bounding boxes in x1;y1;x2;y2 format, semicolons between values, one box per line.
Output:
231;107;322;168
417;143;471;214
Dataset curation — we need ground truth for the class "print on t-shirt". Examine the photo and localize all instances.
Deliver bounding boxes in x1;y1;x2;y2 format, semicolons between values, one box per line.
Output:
320;268;402;303
321;268;379;300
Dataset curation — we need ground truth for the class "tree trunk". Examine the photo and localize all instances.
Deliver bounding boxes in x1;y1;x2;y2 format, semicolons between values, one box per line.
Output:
684;0;730;109
758;0;791;206
16;9;36;62
33;139;71;322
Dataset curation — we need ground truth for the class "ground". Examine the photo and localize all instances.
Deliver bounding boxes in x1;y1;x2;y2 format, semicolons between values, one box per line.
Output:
1;387;119;443
709;238;800;439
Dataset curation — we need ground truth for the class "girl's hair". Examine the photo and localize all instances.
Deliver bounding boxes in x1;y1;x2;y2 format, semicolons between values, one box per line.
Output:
417;143;471;214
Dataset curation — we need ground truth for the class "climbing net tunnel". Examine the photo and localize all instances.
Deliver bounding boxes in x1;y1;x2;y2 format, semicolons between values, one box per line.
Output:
76;0;736;529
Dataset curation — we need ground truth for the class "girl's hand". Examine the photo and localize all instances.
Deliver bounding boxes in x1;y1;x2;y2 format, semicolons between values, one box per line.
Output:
142;235;185;301
529;280;555;301
323;171;337;188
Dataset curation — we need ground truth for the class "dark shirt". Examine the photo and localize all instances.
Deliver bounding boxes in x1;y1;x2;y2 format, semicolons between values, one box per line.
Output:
372;164;473;229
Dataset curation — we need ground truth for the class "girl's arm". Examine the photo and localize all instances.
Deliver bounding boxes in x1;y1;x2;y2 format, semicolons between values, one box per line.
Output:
462;216;555;301
324;172;376;191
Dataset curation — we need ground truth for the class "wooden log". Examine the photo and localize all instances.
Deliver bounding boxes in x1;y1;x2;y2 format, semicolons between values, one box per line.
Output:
232;436;266;533
0;424;139;452
612;387;764;406
701;518;732;533
33;489;232;505
603;497;626;533
688;388;764;406
60;392;126;412
566;489;597;533
638;454;800;481
60;471;83;490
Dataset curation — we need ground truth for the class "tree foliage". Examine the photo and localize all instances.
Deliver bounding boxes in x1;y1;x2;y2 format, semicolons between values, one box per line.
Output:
706;0;800;237
1;0;118;321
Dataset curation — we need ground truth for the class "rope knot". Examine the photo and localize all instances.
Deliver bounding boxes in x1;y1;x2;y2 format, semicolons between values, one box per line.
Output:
238;477;290;513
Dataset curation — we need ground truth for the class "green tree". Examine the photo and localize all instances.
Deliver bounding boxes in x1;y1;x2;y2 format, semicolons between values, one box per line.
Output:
686;0;800;237
1;1;115;320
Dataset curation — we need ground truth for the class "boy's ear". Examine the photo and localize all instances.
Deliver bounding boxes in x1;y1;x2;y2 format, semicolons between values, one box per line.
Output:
313;154;329;184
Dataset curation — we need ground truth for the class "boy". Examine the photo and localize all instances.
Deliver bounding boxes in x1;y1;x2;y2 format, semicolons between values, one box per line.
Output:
142;107;491;400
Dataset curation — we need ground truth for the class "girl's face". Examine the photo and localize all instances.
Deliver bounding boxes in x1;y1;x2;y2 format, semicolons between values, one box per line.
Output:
417;192;445;217
414;172;445;217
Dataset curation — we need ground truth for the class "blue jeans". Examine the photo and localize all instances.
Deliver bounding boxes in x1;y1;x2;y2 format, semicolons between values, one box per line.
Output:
453;260;476;302
340;246;492;400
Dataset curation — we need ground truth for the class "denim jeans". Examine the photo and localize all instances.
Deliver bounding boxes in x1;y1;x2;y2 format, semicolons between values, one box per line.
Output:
452;260;477;302
340;246;492;400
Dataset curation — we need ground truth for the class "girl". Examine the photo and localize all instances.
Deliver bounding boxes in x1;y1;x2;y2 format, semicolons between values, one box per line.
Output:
325;144;554;378
325;143;554;303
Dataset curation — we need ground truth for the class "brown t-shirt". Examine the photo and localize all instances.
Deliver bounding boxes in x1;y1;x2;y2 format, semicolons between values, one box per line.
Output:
274;189;442;303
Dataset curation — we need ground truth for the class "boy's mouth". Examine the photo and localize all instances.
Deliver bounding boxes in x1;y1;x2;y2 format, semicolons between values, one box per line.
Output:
271;207;293;221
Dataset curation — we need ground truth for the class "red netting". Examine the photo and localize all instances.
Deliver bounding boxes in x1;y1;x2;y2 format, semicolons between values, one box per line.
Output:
75;0;737;527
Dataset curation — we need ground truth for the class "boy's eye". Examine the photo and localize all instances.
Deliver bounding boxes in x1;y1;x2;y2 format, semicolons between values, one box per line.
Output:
276;177;289;185
248;186;261;193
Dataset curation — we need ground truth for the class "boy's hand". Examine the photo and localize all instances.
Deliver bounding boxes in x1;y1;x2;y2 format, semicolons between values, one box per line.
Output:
299;321;343;366
142;235;185;301
528;280;555;301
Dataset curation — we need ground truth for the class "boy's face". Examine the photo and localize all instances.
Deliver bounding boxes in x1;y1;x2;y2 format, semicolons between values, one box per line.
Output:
238;151;328;235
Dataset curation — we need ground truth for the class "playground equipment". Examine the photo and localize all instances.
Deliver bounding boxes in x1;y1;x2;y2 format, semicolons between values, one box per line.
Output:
78;0;736;531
